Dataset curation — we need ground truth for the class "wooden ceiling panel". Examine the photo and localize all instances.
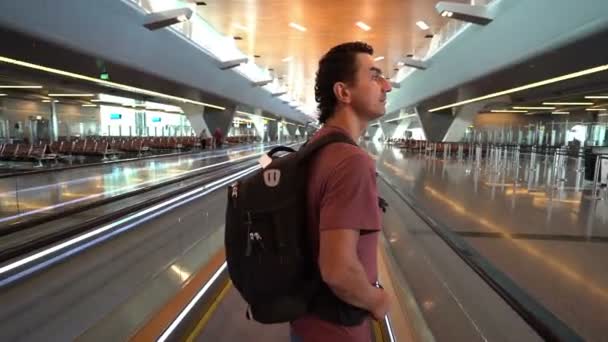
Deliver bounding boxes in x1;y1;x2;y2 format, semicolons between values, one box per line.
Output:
196;0;469;111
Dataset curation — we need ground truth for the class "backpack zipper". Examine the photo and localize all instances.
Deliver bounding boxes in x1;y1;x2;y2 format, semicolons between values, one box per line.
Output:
231;182;239;208
253;232;265;250
245;211;253;256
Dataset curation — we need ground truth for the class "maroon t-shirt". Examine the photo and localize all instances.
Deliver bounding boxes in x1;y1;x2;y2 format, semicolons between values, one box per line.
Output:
291;125;382;342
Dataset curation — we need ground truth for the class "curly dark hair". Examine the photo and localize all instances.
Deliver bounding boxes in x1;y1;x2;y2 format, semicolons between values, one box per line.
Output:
314;42;374;123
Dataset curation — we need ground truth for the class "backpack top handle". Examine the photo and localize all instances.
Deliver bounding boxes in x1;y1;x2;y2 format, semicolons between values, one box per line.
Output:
267;146;297;158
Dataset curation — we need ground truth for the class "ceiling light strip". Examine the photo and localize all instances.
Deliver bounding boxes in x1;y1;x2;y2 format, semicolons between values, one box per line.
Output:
513;106;555;110
49;93;96;97
542;102;593;106
0;56;225;110
490;109;528;113
0;85;43;89
429;64;608;112
236;110;277;121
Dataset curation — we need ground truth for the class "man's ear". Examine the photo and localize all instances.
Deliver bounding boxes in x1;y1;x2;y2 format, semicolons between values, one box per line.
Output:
333;82;351;105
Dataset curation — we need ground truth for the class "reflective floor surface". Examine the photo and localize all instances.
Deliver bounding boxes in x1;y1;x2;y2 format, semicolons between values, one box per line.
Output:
369;142;608;341
0;183;228;341
0;143;280;226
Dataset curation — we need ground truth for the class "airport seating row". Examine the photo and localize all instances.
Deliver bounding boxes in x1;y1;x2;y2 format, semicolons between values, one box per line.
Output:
0;143;58;164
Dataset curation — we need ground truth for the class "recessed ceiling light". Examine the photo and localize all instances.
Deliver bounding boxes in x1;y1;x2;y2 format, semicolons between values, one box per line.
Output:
585;95;608;99
586;108;607;111
416;21;430;30
82;104;97;107
542;102;594;106
355;21;371;31
551;111;570;114
0;85;42;89
288;22;307;32
374;56;385;61
282;56;293;62
42;100;51;102
0;93;6;96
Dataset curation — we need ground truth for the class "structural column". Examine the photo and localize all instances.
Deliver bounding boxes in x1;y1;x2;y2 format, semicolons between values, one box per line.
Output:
50;101;59;142
203;105;236;139
265;120;278;142
181;103;209;137
285;123;297;140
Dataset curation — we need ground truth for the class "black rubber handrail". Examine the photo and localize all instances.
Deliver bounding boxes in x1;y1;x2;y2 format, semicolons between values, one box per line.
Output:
0;154;259;237
378;172;583;342
0;161;257;264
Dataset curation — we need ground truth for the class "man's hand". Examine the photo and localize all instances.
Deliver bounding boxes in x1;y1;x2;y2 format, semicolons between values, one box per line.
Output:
370;288;390;321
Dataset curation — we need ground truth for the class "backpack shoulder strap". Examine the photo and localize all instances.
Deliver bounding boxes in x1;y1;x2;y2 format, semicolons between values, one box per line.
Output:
298;132;357;162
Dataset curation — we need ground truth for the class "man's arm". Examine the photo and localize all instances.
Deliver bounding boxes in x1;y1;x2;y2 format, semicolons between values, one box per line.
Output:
318;229;389;320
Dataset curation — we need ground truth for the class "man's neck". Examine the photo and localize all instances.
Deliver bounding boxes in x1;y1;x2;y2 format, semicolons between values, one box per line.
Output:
324;108;367;141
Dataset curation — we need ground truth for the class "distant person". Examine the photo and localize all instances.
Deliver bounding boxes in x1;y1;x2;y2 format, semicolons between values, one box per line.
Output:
199;128;208;149
213;127;223;148
290;42;392;342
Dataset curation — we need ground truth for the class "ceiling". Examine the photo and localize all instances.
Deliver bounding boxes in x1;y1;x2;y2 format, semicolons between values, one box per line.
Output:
195;0;469;114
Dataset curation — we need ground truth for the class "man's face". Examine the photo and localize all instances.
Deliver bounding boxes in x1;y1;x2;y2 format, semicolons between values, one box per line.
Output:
348;53;392;121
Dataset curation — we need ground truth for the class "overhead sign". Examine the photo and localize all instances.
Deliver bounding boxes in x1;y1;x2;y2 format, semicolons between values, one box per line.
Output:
152;117;161;122
110;113;122;120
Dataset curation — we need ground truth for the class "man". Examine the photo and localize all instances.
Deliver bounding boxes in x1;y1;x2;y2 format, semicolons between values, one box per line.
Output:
199;128;208;149
290;42;392;342
213;127;223;148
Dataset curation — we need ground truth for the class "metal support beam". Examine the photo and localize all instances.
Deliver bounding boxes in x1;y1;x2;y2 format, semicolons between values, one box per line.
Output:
143;8;193;31
402;57;429;70
50;101;59;142
252;79;273;87
219;58;248;70
436;2;494;25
